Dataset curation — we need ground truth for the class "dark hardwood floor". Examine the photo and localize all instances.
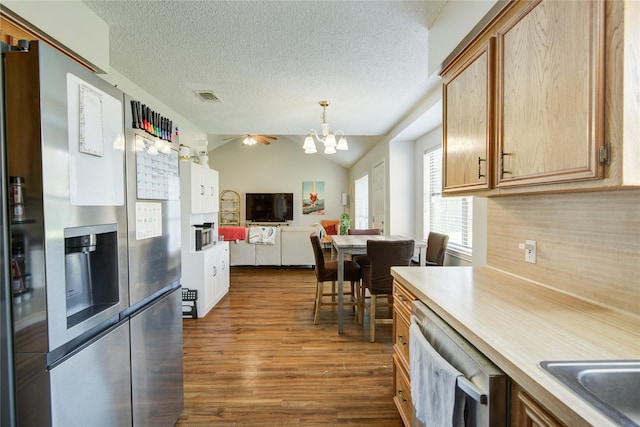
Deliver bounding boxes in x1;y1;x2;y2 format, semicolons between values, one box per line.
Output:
176;266;403;426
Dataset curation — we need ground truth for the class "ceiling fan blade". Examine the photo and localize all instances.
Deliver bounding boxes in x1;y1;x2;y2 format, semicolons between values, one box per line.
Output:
223;135;244;141
254;137;271;145
261;135;278;140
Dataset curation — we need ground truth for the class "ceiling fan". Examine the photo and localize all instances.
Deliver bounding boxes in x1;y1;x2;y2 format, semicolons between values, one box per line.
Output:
223;134;277;146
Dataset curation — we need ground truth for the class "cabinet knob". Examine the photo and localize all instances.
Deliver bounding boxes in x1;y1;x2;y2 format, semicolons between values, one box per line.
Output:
398;334;407;346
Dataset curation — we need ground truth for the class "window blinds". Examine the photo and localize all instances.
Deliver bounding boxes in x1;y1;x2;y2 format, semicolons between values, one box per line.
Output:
424;148;473;251
354;175;369;229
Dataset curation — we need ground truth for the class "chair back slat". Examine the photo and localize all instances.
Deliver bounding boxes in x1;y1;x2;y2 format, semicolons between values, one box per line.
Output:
348;228;381;235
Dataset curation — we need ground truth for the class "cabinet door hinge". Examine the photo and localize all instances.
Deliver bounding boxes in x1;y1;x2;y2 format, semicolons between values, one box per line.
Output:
598;142;611;167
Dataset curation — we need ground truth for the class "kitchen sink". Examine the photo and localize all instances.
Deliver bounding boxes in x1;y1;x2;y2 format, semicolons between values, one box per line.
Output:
540;360;640;427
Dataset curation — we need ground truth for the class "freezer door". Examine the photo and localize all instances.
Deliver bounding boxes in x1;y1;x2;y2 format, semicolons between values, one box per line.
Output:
130;288;184;426
49;321;132;427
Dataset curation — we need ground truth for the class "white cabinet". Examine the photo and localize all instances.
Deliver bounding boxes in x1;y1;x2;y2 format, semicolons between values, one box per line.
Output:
213;243;229;304
180;161;219;214
179;160;227;318
182;242;229;318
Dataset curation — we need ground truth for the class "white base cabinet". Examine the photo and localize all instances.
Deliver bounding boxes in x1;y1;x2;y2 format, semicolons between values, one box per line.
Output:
181;242;229;318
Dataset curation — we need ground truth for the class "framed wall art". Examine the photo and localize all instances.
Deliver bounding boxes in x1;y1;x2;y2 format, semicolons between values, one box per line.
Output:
302;181;324;215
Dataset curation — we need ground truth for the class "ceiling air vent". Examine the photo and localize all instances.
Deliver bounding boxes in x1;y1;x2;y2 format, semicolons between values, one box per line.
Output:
194;90;222;103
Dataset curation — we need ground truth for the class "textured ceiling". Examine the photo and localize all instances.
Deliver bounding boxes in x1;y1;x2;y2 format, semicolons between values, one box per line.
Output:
83;0;447;167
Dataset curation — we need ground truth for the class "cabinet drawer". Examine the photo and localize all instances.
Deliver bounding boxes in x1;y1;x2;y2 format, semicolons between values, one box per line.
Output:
393;281;416;316
393;354;412;427
394;308;411;370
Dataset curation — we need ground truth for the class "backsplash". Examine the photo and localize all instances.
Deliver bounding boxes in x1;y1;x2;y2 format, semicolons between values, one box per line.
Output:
486;189;640;314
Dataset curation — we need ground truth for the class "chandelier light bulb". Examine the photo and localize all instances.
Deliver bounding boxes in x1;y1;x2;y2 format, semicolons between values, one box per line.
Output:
303;134;316;151
336;136;349;151
324;145;336;154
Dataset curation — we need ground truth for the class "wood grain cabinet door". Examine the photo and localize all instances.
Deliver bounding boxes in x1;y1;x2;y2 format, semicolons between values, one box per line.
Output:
443;39;494;193
511;384;565;427
496;0;605;188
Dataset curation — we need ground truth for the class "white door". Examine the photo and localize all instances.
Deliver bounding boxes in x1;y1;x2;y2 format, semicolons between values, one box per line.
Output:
371;160;385;233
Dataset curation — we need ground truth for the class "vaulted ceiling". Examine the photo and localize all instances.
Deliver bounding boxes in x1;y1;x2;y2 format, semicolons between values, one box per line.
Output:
83;0;448;167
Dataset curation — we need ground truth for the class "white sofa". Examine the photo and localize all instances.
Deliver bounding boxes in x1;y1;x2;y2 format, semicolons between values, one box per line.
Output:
229;226;318;266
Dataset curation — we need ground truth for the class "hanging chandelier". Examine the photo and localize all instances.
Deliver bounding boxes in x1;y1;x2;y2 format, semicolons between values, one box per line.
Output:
302;101;348;154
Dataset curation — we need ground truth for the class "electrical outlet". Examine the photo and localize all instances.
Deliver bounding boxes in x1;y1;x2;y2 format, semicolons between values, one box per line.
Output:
525;240;537;264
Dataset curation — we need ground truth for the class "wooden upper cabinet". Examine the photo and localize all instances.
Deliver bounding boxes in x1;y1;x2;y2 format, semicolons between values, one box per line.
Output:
443;39;494;193
439;0;638;196
496;0;605;188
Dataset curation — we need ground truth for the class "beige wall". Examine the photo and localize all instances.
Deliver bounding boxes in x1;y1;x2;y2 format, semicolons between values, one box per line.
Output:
486;189;640;314
427;0;500;75
209;136;349;228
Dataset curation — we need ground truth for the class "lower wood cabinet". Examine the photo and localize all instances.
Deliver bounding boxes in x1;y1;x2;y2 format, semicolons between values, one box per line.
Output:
393;353;413;427
393;281;568;427
511;382;565;427
392;281;417;426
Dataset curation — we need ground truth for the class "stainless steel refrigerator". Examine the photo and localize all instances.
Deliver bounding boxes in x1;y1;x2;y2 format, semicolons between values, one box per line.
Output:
1;40;17;427
3;40;183;426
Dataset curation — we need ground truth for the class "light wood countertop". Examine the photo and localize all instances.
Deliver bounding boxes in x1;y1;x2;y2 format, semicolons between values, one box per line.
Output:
391;266;640;427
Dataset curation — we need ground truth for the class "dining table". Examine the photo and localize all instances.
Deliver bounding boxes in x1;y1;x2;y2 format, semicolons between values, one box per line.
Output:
331;234;426;334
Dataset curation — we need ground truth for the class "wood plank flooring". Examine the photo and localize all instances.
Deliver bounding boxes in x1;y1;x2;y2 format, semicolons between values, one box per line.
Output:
176;266;403;426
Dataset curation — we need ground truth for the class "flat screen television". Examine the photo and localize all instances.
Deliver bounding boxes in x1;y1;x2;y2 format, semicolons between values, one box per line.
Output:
245;193;294;222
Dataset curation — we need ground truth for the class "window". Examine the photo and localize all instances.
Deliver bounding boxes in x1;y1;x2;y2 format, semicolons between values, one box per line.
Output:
423;148;473;253
354;175;369;229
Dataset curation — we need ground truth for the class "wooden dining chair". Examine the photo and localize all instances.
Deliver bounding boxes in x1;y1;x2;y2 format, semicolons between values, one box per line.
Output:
347;228;381;264
309;233;361;324
424;231;449;266
357;239;414;342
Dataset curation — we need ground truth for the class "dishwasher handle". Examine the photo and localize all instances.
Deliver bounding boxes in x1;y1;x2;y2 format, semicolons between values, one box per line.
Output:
457;376;487;405
411;315;488;405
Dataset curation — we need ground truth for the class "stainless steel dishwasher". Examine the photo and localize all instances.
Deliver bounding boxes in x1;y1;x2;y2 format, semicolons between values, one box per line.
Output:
410;300;509;427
